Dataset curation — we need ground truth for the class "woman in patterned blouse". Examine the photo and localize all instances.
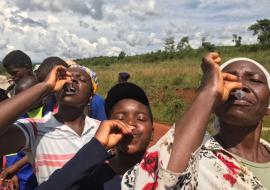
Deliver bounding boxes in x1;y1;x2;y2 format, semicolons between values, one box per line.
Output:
122;52;270;189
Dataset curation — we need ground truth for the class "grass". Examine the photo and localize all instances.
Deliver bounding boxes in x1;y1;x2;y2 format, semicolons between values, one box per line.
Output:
1;46;269;140
78;47;270;141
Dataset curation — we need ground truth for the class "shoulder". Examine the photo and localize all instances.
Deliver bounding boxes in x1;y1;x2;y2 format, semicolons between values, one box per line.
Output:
85;115;101;127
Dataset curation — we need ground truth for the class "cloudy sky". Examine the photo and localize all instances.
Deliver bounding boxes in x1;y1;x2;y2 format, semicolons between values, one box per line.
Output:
0;0;269;62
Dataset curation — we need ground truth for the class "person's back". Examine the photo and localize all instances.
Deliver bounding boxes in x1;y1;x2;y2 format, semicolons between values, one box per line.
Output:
90;94;107;121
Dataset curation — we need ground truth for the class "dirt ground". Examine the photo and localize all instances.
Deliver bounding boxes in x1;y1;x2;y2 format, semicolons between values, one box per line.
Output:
149;88;197;146
149;122;170;147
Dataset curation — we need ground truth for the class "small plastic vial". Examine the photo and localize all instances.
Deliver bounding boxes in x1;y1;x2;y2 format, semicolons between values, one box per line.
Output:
233;89;245;99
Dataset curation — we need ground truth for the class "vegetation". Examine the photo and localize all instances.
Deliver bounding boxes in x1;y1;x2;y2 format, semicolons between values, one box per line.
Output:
249;19;270;46
232;34;242;47
76;46;270;140
1;19;270;140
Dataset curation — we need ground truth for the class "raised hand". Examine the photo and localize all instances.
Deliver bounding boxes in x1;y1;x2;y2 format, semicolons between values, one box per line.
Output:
95;120;132;150
44;66;72;92
201;52;242;106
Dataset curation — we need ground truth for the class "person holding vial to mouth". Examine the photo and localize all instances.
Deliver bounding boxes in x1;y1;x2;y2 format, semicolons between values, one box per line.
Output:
37;82;154;190
0;65;101;185
131;53;270;189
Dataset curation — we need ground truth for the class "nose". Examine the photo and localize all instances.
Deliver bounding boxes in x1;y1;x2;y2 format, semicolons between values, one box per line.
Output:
236;74;251;94
70;75;79;83
125;116;137;130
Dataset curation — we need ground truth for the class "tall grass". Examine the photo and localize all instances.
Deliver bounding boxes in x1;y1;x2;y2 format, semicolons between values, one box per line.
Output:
79;48;270;141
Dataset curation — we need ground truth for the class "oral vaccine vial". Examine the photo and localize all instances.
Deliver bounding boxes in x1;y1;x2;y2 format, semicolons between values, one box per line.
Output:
233;89;245;99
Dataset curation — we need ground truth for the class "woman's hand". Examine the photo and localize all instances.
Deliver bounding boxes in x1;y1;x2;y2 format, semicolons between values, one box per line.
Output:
95;120;132;150
44;66;72;92
201;52;242;106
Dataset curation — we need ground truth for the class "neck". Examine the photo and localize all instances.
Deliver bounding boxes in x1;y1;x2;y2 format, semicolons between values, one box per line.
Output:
215;120;269;162
109;151;145;175
55;104;86;136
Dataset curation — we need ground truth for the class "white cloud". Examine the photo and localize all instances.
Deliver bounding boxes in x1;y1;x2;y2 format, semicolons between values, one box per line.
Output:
8;0;104;19
122;0;159;20
0;0;269;61
47;15;59;24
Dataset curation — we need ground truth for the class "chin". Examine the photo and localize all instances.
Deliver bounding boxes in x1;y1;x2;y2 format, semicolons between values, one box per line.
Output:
117;143;138;155
60;97;87;107
220;114;258;128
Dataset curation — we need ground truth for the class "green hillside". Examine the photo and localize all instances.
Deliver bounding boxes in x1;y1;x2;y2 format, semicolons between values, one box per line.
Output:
77;45;270;140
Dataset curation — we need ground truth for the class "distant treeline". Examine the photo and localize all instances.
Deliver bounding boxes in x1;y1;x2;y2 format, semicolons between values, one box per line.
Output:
76;44;270;67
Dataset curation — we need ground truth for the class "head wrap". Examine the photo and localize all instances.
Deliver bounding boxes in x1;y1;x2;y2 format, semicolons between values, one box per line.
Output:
69;64;98;94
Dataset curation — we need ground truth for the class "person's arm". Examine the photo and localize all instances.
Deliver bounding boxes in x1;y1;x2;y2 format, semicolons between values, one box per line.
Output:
38;120;132;190
167;53;242;173
0;66;71;155
0;154;30;180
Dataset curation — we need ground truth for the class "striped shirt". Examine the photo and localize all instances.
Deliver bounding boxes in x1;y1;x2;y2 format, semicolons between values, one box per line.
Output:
14;112;100;184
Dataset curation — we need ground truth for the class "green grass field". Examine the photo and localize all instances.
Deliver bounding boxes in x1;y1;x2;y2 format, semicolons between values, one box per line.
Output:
79;47;270;140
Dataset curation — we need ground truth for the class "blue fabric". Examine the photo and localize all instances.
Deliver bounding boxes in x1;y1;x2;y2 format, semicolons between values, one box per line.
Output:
6;152;38;190
90;94;107;121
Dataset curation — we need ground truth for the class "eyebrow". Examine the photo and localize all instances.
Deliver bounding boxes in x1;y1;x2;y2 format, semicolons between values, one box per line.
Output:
112;110;149;115
225;69;263;76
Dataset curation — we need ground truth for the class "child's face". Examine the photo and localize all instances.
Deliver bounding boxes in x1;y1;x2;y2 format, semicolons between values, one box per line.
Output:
109;99;153;154
6;66;31;83
216;61;270;127
56;67;93;107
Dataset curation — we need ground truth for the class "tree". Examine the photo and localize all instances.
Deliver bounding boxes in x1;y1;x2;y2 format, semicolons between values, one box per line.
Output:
201;37;215;51
248;19;270;45
164;37;175;52
232;34;242;47
118;51;126;59
176;36;192;52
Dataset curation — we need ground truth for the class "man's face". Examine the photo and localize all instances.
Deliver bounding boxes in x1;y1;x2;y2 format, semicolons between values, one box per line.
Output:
6;66;31;83
215;61;270;127
109;99;153;155
56;67;93;107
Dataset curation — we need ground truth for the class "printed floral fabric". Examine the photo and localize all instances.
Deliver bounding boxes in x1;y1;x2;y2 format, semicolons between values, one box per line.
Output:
121;126;270;189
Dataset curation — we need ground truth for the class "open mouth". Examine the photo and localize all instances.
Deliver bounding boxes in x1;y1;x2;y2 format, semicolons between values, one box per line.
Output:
64;83;77;95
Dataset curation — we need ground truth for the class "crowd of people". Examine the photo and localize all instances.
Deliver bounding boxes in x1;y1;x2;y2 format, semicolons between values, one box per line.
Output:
0;50;269;190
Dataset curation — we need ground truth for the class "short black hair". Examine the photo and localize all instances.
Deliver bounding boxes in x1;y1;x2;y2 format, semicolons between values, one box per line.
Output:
105;82;153;122
2;50;32;69
36;57;68;82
